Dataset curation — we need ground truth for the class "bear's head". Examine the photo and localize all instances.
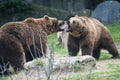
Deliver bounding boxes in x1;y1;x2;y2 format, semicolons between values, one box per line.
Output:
39;15;67;34
24;15;65;34
65;15;88;37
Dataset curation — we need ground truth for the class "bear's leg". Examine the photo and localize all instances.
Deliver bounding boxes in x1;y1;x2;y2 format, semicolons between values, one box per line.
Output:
101;38;119;58
92;48;101;59
9;51;25;73
25;45;35;62
35;45;47;58
26;42;47;62
7;42;25;73
106;44;119;58
81;44;93;56
35;34;47;58
68;34;80;56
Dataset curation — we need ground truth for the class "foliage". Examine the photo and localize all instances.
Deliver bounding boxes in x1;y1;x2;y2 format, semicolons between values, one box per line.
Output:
0;0;33;14
0;3;74;26
30;4;74;20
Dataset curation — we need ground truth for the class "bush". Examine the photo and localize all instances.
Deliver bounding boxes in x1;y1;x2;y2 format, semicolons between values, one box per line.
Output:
0;2;74;26
0;0;33;14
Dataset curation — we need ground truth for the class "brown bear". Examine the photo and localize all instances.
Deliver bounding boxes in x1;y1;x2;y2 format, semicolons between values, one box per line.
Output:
64;15;120;59
0;15;63;74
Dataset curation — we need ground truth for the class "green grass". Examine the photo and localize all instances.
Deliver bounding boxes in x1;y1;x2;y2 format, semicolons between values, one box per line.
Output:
90;65;120;80
100;52;111;60
0;77;8;80
60;69;120;80
48;33;68;55
90;71;120;80
107;24;120;42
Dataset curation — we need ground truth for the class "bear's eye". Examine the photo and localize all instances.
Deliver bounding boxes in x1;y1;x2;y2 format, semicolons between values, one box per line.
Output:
73;20;76;24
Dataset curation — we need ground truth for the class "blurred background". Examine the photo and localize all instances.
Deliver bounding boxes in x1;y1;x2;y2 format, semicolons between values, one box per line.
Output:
0;0;120;25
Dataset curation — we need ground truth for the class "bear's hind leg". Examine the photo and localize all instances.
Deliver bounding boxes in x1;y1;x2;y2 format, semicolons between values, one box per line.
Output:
9;52;25;73
106;44;119;58
7;41;25;73
68;34;80;56
25;45;35;62
92;48;101;60
101;38;120;58
81;45;93;56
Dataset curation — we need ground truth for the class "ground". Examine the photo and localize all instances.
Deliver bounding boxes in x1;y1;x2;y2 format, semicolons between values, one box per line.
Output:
95;59;120;72
94;42;120;72
1;42;120;80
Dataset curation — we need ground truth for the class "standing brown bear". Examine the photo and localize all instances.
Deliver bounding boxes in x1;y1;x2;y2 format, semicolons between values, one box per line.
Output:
65;15;119;59
0;15;63;74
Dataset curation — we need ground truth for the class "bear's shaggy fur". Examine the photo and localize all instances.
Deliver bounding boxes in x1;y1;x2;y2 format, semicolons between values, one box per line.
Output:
66;15;119;59
0;15;62;74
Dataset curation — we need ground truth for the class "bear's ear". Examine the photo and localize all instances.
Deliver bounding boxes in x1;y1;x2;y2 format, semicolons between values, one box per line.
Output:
80;18;86;24
75;15;79;17
44;15;49;20
83;19;85;24
82;19;86;27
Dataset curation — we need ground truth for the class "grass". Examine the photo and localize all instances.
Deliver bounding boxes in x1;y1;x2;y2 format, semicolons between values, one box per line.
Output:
0;77;8;80
90;71;120;80
107;24;120;42
100;52;111;60
90;65;120;80
60;68;120;80
48;33;68;55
